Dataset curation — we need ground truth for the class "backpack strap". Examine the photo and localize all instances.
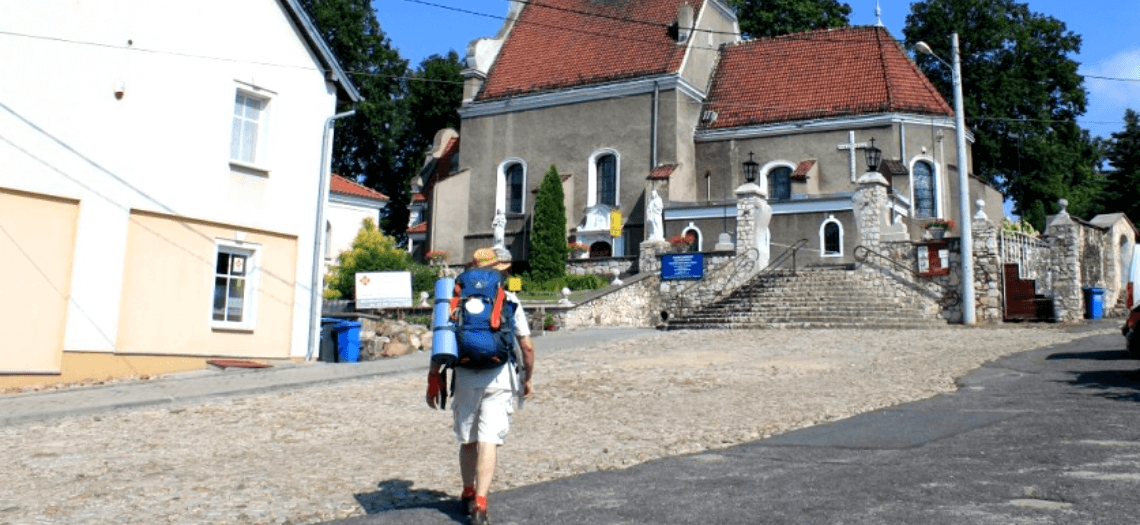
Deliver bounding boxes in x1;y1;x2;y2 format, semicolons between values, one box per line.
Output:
490;287;506;330
448;282;462;318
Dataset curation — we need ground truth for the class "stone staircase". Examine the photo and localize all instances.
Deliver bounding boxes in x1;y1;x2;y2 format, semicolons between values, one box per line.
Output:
667;267;945;330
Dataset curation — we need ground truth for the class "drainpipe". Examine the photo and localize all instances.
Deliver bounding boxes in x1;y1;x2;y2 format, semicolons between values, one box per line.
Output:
651;80;659;169
307;110;355;361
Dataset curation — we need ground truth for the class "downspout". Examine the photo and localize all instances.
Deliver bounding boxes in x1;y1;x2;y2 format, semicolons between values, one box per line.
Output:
307;109;356;361
899;123;907;214
652;80;659;169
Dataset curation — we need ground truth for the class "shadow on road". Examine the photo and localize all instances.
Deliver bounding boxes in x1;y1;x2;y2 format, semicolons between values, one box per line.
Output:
1066;369;1140;402
353;479;464;521
1046;349;1132;361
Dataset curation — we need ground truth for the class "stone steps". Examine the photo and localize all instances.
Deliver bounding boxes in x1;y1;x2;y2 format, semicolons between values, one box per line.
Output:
668;268;944;330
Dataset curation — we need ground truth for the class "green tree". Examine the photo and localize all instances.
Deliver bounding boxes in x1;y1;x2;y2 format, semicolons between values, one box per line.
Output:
727;0;851;39
1102;109;1140;224
326;218;438;299
386;51;466;235
528;166;569;282
904;0;1103;229
300;0;410;232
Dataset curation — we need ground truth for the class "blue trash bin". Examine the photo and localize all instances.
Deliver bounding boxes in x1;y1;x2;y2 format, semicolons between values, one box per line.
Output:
332;320;362;362
1083;287;1105;320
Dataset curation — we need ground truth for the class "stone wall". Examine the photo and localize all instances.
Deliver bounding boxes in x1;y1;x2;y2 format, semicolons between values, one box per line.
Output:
566;256;636;277
560;273;660;328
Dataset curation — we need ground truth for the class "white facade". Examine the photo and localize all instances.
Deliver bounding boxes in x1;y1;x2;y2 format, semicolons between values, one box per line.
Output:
0;0;358;370
326;189;387;272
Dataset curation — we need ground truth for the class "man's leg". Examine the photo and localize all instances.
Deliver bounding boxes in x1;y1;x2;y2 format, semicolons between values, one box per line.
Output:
460;443;478;489
475;441;497;497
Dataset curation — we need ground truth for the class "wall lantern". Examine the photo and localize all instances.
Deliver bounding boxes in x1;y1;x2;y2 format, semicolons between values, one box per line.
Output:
864;138;882;173
743;152;759;183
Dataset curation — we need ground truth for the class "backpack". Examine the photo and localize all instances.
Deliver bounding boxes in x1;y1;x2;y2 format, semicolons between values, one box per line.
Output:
448;268;517;369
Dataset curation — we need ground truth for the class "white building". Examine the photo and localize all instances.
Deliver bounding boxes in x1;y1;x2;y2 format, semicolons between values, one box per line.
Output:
0;0;361;386
326;173;389;273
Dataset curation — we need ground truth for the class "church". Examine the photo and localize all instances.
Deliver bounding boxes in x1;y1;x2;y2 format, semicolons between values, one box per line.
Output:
408;0;1004;269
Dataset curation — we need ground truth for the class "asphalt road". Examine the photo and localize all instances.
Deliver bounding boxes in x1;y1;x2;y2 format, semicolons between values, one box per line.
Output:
326;330;1140;525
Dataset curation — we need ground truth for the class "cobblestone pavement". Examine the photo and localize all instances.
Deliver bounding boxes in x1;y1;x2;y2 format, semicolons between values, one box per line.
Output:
0;324;1117;525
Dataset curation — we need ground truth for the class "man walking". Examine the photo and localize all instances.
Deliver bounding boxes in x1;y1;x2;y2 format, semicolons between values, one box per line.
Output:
427;248;534;525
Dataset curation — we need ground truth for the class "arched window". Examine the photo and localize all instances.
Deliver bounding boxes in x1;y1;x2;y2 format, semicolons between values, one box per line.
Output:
589;241;612;258
506;162;524;213
596;153;617;206
768;166;792;201
820;215;843;257
913;160;937;218
496;159;526;215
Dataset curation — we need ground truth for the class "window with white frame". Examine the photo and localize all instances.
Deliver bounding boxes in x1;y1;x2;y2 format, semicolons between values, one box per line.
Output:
212;240;260;329
231;90;271;168
913;160;937;218
587;150;621;208
820;215;843;257
768;166;792;201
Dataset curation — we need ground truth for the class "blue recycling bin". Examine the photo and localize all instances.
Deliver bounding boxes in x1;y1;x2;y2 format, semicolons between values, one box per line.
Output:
332;320;362;362
1083;287;1105;320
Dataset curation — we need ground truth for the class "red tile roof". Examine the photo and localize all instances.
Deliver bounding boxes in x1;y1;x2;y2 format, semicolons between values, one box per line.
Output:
330;174;388;201
792;160;815;179
880;159;909;176
407;222;428;234
649;164;678;180
477;0;704;101
702;26;953;129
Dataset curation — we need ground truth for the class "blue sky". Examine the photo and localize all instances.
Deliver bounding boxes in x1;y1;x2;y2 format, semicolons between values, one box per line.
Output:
375;0;1139;141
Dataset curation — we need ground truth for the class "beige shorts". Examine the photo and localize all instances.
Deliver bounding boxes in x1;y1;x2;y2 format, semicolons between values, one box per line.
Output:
452;386;515;445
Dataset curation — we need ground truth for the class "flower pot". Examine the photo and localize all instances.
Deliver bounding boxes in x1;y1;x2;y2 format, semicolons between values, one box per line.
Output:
544;324;557;331
929;228;946;239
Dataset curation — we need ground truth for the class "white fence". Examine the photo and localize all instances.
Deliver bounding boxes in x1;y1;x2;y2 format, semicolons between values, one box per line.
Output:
1000;231;1049;280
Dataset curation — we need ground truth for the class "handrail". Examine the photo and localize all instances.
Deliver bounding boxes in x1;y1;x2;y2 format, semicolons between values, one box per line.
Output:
853;245;960;307
672;238;811;315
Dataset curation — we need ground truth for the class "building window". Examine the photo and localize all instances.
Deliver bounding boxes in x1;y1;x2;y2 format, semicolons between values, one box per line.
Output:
212;240;259;329
597;153;617;206
913;160;937;218
820;215;843;257
768;166;792;201
231;92;269;166
507;162;524;213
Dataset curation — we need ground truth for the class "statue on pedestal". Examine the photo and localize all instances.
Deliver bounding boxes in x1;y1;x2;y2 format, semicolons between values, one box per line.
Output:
646;190;664;241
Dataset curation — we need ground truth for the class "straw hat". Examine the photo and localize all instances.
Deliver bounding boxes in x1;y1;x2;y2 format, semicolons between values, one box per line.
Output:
472;247;511;271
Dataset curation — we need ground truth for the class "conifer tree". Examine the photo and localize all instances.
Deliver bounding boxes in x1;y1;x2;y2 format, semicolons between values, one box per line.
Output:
529;166;569;282
1103;109;1140;224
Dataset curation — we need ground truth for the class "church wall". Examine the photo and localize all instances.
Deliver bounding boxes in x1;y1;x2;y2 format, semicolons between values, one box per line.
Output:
679;2;739;91
430;169;470;262
460;92;665;258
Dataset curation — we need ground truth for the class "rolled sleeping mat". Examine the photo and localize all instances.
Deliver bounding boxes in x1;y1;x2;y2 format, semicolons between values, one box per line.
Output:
431;277;457;366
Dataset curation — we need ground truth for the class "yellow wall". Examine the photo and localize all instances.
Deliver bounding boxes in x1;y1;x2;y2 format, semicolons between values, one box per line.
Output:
0;188;78;373
0;352;297;390
116;210;298;359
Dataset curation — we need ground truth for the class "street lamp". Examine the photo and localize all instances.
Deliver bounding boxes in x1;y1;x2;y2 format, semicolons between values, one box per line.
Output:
864;137;882;172
743;151;759;184
916;33;975;325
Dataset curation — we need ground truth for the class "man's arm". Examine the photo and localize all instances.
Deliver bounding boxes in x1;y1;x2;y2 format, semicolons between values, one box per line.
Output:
517;335;534;397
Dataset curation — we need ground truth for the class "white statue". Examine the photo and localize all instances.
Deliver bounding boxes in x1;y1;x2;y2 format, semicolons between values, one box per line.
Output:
647;190;664;241
492;209;506;249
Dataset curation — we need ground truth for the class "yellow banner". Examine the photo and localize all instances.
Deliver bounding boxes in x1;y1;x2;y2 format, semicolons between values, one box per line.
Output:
508;276;522;292
609;210;622;237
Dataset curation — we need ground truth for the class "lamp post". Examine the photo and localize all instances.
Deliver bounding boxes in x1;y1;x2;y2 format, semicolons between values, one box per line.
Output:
864;137;882;173
916;33;975;325
743;151;759;184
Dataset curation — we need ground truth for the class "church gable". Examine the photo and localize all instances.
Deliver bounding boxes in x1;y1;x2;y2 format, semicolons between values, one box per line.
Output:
478;0;706;101
701;26;952;130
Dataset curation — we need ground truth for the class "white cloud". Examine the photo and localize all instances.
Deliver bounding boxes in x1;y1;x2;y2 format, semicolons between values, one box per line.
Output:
1083;47;1140;138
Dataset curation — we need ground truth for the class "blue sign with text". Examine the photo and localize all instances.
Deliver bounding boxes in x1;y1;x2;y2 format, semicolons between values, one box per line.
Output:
662;253;705;280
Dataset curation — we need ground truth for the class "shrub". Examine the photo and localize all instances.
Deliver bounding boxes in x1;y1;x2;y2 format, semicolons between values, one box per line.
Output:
325;218;441;300
529;166;569;281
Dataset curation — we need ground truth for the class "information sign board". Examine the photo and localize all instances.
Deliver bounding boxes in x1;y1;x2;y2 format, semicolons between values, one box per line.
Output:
355;271;413;308
661;253;705;280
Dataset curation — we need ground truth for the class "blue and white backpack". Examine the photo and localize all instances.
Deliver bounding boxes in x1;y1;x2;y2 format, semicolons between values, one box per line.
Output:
449;268;517;369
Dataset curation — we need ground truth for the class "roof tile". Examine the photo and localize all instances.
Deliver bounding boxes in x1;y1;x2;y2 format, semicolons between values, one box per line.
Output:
702;26;953;129
478;0;704;101
330;174;388;201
